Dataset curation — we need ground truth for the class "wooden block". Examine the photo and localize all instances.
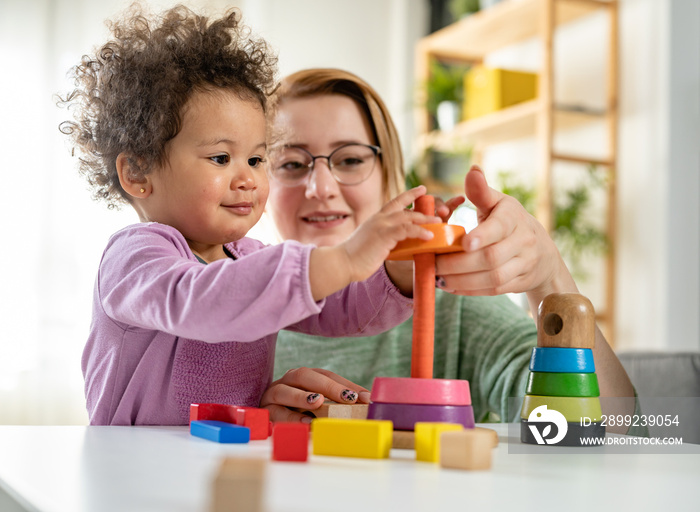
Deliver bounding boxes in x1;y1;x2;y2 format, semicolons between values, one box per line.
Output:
529;347;595;373
520;395;603;423
537;293;595;348
234;407;271;440
272;423;309;462
474;426;499;448
370;377;471;406
211;457;266;512
191;403;238;423
191;420;250;444
367;402;475;431
392;430;415;450
312;418;393;459
526;372;600;397
439;429;493;470
311;401;368;420
414;422;464;463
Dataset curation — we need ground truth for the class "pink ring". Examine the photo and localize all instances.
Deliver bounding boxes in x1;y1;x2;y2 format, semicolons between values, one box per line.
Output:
370;377;471;406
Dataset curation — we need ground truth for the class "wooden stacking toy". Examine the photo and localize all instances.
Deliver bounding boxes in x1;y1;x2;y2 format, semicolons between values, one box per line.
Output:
520;293;606;446
367;195;476;432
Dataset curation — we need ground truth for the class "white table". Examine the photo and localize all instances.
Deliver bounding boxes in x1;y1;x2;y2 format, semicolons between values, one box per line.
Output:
0;424;698;512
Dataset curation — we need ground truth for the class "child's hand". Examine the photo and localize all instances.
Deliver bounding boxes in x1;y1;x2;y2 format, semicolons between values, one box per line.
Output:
340;185;442;283
308;186;441;300
259;367;370;423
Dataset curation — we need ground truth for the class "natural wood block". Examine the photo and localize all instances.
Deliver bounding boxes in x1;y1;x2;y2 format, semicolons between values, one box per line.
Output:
474;426;499;448
392;430;415;450
210;457;266;512
415;422;464;463
312;401;368;420
439;429;493;470
312;418;393;459
537;293;595;349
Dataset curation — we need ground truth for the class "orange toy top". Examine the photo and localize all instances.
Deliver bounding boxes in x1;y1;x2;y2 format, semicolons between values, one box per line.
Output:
387;223;466;261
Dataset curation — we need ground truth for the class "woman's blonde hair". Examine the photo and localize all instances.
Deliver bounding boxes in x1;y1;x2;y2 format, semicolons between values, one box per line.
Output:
270;68;405;201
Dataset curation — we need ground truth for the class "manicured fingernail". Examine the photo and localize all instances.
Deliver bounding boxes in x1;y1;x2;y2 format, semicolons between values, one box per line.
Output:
436;276;446;288
341;389;358;402
359;391;371;403
469;237;480;251
472;164;483;173
307;393;321;404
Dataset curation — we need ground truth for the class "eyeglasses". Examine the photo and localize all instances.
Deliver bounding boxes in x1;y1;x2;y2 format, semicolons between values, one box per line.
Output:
270;143;381;187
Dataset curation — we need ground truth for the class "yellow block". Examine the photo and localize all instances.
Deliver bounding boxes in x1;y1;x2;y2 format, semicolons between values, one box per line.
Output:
311;418;393;459
464;66;538;120
414;422;464;463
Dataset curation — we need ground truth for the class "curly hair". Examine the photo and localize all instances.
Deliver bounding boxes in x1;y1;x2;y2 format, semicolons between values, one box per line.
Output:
58;3;278;209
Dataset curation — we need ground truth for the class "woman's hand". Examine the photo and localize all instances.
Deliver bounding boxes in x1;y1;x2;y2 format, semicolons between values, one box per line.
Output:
259;367;370;423
435;165;571;308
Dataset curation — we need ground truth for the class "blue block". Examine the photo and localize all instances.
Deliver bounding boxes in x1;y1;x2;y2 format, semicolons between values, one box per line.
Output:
190;420;250;443
529;347;595;373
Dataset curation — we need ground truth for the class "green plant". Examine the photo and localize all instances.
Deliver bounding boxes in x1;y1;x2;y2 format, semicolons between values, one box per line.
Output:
423;59;469;116
495;165;609;280
448;0;481;20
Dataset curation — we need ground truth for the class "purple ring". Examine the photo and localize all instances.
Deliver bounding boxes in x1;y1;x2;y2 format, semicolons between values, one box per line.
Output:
367;402;475;431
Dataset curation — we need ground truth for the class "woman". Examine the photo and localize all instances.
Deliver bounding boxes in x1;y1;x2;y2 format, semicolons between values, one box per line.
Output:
260;68;635;426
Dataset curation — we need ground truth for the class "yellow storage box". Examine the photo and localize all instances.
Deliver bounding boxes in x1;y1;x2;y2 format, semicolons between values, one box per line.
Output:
464;66;538;120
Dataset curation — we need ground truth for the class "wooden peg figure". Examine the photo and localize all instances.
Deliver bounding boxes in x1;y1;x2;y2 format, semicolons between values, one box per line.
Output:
537;293;595;349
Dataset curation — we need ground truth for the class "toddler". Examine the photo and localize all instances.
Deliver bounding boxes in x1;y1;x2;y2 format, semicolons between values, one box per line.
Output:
58;5;437;425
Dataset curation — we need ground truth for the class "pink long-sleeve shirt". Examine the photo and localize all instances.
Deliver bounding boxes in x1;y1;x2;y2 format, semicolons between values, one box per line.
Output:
82;223;413;425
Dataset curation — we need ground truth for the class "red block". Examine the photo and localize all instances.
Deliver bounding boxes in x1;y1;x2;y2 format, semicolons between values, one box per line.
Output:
272;423;310;462
234;407;270;441
190;404;270;440
190;403;238;423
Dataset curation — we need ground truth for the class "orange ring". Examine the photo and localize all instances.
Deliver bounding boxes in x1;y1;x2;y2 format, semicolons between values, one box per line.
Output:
387;223;466;261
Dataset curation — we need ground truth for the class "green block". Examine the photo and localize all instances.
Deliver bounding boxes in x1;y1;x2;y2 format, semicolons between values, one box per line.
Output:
526;372;600;397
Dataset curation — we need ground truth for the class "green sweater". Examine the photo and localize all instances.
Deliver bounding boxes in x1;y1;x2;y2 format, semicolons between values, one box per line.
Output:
275;292;537;422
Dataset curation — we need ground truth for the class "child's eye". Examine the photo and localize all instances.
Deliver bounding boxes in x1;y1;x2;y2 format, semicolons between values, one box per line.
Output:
248;156;266;168
210;154;230;165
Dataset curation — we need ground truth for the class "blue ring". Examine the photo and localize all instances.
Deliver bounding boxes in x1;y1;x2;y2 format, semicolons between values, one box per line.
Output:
529;347;595;373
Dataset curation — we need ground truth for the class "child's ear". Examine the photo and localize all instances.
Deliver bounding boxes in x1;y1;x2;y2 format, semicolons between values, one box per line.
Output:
116;152;151;198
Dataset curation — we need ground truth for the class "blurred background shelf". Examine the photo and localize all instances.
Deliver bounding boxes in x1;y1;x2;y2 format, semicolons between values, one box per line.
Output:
415;0;618;343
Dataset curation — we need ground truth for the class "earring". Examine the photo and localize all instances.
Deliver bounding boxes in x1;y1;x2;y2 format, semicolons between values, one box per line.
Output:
140;188;146;194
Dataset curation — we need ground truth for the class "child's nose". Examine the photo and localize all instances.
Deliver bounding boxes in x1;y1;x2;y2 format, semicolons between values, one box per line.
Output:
232;166;256;190
305;161;339;200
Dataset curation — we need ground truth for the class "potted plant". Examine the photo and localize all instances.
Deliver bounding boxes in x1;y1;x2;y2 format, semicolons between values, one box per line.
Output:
422;59;470;131
448;0;481;20
495;165;609;280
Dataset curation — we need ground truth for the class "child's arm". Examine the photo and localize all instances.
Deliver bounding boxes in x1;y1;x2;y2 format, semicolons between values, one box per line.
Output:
308;186;440;301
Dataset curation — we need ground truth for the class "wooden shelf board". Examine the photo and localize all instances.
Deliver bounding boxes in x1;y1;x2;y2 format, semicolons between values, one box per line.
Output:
421;0;610;61
418;100;606;151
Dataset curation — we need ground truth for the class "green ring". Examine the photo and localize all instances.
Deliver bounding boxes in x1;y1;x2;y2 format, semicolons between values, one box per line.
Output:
526;372;600;397
520;395;603;422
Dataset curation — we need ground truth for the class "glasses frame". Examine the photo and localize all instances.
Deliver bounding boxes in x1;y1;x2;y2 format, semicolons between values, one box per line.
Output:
270;143;382;187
